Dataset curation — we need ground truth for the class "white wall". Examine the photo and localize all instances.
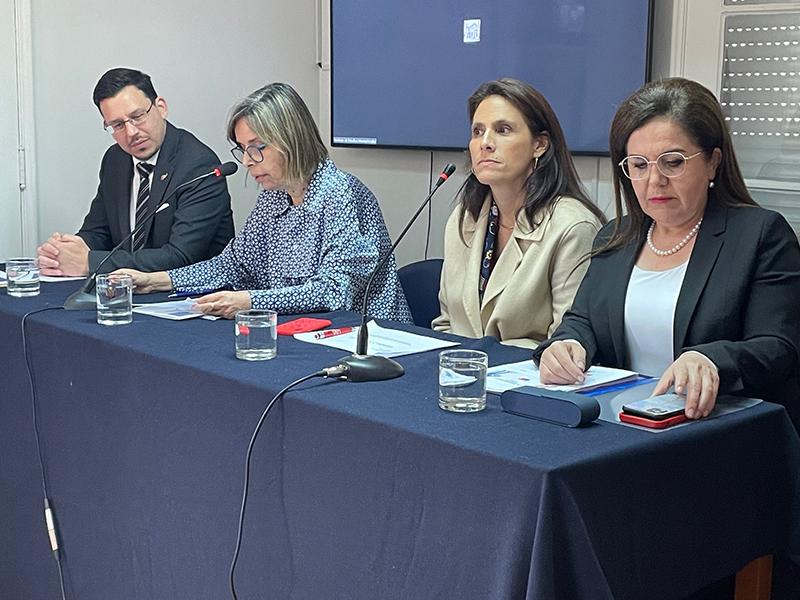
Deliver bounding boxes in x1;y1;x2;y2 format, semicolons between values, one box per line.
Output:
30;0;318;240
0;0;22;258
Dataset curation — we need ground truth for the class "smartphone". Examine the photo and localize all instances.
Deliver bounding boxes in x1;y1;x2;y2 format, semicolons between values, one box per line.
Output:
619;411;689;429
622;393;686;421
276;317;332;336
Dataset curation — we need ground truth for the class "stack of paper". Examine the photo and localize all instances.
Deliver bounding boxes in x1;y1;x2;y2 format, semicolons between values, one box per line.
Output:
486;360;639;394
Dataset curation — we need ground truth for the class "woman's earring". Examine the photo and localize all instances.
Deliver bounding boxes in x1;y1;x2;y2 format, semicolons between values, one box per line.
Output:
533;156;539;172
708;181;715;189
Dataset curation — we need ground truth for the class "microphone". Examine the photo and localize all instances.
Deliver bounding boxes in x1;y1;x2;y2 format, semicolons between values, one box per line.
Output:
213;162;239;178
64;162;238;310
331;163;456;382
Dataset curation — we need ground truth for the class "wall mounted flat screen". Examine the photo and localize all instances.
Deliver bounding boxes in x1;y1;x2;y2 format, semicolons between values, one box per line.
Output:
331;0;652;154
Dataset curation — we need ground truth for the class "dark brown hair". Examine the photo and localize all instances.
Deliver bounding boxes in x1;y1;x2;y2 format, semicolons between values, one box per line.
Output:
459;78;605;232
92;68;157;109
601;77;756;254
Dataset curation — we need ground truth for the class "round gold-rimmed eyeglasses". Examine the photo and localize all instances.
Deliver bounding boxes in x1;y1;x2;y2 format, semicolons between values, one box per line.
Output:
618;150;704;180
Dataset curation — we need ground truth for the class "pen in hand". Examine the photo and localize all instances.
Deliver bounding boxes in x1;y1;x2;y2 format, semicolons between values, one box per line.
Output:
313;327;354;339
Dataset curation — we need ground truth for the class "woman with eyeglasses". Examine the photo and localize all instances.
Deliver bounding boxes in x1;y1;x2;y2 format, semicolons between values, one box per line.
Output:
116;82;411;321
534;77;800;425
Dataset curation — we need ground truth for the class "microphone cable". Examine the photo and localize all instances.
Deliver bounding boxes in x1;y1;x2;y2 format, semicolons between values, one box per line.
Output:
21;306;68;600
229;366;346;600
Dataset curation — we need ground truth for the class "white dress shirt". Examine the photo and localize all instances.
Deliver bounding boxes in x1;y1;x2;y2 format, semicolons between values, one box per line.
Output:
624;261;689;377
129;152;159;233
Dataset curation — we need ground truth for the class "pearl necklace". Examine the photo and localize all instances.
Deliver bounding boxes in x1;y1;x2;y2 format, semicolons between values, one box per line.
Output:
647;218;703;257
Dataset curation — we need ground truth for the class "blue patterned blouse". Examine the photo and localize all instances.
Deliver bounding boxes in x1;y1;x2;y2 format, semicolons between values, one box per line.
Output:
168;159;411;322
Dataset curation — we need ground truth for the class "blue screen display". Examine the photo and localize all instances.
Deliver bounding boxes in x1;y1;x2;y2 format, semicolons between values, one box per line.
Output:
331;0;651;154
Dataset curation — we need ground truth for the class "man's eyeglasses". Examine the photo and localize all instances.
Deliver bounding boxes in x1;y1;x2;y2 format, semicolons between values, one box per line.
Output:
618;150;704;180
104;101;155;134
230;143;268;164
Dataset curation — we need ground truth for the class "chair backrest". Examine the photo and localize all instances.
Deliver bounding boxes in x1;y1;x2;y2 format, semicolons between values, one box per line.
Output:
397;258;444;328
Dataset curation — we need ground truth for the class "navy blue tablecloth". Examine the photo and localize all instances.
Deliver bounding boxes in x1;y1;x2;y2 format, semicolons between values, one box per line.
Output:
2;281;799;599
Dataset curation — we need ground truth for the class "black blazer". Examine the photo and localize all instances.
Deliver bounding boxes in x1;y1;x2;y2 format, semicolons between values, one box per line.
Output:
534;200;800;425
77;122;234;273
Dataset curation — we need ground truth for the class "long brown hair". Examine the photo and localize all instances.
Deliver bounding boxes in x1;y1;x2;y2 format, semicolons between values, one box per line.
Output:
600;77;757;255
458;78;605;234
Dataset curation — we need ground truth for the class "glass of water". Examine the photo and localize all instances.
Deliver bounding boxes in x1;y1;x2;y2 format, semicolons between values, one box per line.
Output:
95;274;133;325
235;309;277;360
438;349;488;413
6;258;40;297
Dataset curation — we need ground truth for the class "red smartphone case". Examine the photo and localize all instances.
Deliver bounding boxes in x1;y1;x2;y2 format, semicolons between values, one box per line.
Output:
618;411;689;429
276;317;332;336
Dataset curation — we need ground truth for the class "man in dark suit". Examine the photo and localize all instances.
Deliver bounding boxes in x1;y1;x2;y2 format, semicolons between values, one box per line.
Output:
37;68;234;275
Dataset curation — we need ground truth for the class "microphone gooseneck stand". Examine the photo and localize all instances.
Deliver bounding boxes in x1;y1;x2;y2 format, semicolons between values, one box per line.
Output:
333;163;457;382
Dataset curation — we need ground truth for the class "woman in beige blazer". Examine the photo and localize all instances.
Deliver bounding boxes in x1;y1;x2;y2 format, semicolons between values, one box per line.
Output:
432;79;605;348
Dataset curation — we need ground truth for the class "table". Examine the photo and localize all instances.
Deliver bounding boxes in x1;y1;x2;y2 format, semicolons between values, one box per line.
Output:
2;282;799;599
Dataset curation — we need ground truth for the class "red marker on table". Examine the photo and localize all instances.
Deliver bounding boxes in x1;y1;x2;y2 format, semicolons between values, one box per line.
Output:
313;327;354;339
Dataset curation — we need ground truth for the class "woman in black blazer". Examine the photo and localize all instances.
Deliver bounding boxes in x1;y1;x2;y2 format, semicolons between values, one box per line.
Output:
534;78;800;426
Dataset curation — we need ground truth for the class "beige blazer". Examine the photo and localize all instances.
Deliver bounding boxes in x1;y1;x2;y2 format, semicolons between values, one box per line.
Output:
432;195;602;349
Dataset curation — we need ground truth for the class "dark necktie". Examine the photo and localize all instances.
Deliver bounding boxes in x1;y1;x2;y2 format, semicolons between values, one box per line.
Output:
133;162;155;250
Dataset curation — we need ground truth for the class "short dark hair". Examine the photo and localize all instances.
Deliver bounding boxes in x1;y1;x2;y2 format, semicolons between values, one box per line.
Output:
601;77;756;255
92;68;158;109
459;78;605;231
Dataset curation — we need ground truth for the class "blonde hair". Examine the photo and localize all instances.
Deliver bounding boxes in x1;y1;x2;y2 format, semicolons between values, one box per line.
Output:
226;82;328;187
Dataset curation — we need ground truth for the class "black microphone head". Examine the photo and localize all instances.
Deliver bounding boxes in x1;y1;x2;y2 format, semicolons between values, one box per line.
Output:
216;162;238;177
435;163;456;187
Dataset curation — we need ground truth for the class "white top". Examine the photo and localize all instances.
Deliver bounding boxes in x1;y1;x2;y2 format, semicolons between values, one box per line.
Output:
624;261;688;377
129;152;159;232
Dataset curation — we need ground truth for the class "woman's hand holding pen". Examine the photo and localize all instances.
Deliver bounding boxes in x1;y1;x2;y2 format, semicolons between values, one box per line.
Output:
538;340;587;385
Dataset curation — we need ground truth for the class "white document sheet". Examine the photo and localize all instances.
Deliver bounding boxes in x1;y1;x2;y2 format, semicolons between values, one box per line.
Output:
40;275;85;282
486;360;638;394
132;299;220;321
0;270;82;283
294;320;458;357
